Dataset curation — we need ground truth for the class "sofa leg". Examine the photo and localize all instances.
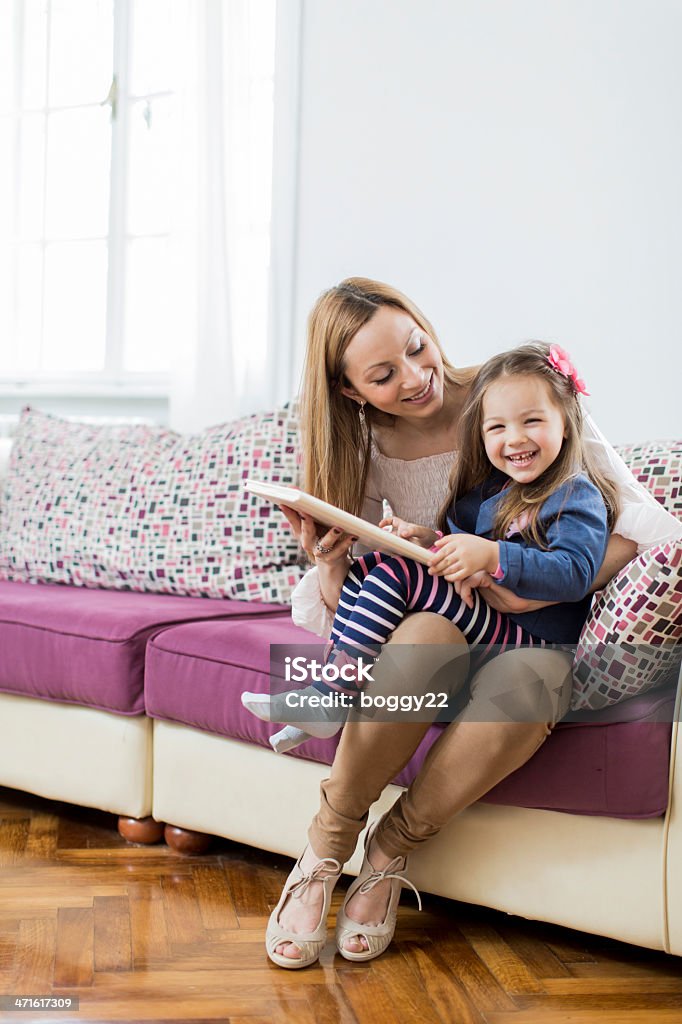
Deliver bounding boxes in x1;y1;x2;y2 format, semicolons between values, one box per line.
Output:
117;815;165;845
164;823;212;855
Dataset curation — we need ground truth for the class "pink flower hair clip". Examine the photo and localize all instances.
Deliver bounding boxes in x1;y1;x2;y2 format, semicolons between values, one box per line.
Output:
547;344;590;396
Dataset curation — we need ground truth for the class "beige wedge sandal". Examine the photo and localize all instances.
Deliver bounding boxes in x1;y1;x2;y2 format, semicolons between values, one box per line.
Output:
266;850;343;969
335;816;422;962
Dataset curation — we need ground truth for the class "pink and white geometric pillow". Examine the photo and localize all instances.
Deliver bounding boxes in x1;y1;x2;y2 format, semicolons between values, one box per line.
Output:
572;539;682;710
0;405;306;604
570;440;682;710
616;440;682;520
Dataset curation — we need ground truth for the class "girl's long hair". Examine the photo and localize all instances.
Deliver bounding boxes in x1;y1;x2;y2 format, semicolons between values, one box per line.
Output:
300;277;474;515
438;342;620;545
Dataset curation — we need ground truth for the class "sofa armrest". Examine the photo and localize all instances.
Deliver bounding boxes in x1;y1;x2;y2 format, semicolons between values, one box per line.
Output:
663;660;682;953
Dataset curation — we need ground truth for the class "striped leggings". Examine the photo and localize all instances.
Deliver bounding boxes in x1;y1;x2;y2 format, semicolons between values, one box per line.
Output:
319;551;546;696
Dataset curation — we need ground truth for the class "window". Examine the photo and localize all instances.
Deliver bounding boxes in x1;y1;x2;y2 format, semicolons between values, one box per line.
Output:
0;0;277;397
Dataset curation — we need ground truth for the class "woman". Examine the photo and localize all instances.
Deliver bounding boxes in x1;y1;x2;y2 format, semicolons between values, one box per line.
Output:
265;277;677;968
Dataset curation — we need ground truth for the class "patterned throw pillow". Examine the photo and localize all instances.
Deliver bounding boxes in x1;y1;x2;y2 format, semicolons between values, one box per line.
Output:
571;440;682;710
0;405;305;603
616;440;682;520
572;540;682;710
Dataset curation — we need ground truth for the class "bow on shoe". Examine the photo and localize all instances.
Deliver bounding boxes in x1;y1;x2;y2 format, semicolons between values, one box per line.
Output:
356;855;423;911
287;858;343;899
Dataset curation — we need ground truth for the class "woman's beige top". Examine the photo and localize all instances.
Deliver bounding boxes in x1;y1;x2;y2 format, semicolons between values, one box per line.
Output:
360;436;455;532
291;415;682;638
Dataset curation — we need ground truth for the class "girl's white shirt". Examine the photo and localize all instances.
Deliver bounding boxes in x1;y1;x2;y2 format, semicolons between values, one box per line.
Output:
291;414;682;638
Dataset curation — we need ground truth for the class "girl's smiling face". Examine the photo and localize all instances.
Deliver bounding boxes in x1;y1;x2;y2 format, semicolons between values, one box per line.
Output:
340;305;445;419
482;374;567;483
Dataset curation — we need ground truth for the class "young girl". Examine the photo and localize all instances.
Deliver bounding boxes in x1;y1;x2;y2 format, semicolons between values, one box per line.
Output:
243;341;619;750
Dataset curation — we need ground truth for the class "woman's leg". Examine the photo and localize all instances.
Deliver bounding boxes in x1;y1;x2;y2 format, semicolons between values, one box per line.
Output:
375;646;573;857
275;612;469;959
275;635;573;958
338;646;573;953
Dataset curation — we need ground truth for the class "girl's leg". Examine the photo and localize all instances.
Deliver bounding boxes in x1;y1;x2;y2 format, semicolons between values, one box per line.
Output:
255;556;520;744
332;555;506;663
288;560;541;744
327;555;531;697
329;551;384;647
242;552;387;738
330;554;420;657
259;556;466;739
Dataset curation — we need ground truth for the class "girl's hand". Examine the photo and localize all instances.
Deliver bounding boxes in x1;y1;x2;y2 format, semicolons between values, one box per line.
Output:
429;535;499;581
379;516;438;549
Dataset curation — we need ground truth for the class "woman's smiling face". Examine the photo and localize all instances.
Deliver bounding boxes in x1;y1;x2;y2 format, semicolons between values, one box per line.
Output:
340;305;445;419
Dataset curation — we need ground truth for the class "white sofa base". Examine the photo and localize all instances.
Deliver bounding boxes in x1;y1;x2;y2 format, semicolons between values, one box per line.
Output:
1;686;677;956
0;692;152;818
152;717;678;955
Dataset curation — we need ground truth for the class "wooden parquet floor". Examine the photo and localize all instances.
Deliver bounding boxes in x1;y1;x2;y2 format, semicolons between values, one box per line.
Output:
0;786;681;1024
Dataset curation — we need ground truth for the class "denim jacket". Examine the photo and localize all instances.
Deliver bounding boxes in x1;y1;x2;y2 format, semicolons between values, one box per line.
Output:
447;470;610;643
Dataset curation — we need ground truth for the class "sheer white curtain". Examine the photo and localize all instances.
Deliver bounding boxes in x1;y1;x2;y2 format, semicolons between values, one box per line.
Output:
169;0;293;432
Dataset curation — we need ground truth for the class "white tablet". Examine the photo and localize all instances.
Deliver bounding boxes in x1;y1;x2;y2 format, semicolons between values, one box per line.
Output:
245;479;433;566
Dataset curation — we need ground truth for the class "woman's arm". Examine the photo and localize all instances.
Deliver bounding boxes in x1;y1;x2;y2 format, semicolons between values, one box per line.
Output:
279;504;354;622
584;414;682;551
290;566;336;637
590;533;637;590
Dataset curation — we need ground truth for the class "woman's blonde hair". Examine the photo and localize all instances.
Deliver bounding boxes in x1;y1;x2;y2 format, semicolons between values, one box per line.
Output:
439;342;620;545
301;277;473;515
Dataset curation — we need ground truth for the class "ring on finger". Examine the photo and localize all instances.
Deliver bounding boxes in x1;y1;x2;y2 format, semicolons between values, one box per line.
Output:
314;540;334;556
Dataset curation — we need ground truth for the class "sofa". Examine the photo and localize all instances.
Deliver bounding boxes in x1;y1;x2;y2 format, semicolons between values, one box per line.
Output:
1;423;681;957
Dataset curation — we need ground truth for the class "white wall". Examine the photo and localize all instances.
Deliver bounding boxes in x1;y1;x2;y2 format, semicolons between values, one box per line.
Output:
290;0;681;443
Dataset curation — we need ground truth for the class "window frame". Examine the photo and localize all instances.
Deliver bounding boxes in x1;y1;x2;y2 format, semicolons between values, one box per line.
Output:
1;0;172;398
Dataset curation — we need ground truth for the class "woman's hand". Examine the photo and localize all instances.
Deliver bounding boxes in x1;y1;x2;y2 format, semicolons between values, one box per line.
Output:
471;572;555;613
379;515;438;549
278;505;355;612
450;569;553;612
452;570;489;609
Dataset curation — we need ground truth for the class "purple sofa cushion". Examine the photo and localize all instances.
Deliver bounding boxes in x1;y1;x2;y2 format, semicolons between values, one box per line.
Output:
0;580;286;715
146;616;676;819
145;615;318;735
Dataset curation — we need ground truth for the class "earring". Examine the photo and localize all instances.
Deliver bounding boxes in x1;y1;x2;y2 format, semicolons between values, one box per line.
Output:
358;400;366;430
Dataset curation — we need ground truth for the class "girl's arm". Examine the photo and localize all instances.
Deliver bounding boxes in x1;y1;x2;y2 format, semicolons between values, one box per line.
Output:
440;477;608;607
469;531;636;614
490;478;610;603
